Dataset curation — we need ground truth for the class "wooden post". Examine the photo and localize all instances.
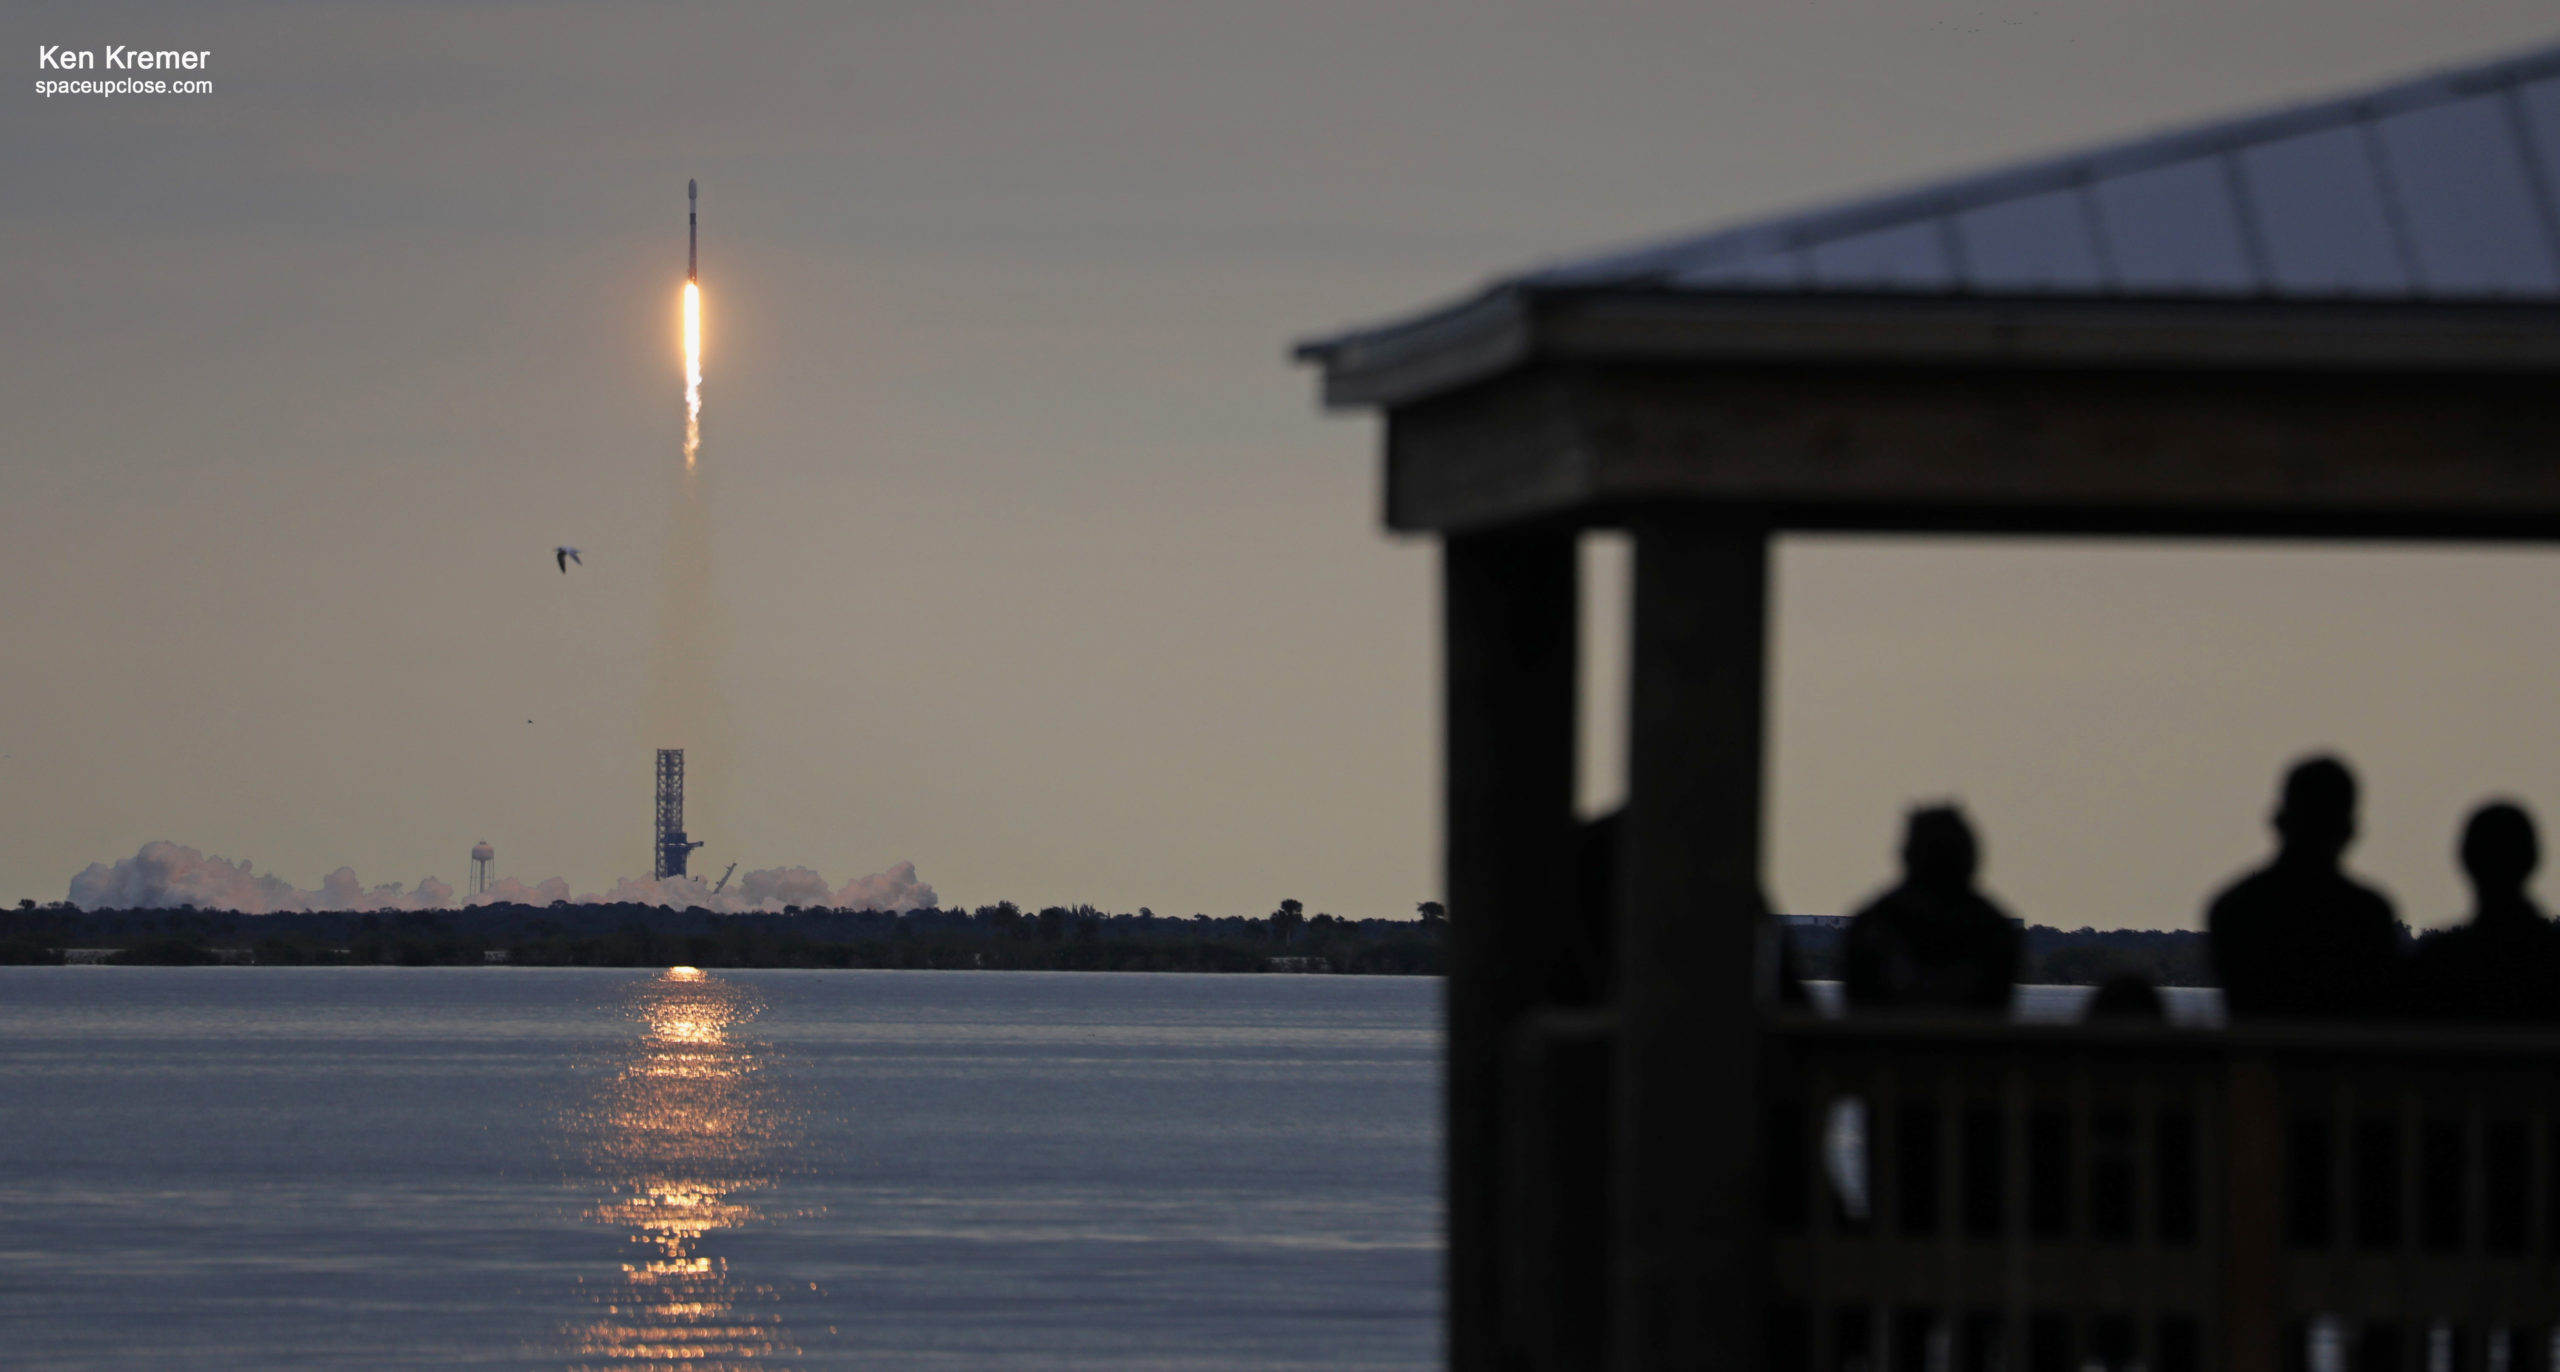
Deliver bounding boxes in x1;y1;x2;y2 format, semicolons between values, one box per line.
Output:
1614;515;1771;1370
2224;1056;2284;1372
1506;1008;1618;1370
1444;528;1579;1370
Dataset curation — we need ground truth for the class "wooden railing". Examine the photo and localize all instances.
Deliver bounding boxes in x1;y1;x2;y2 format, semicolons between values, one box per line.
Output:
1766;1016;2560;1372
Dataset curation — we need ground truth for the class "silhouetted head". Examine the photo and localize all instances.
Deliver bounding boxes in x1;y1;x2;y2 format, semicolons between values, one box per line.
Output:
2460;801;2538;897
1901;805;1979;891
2272;755;2358;863
2086;973;2168;1022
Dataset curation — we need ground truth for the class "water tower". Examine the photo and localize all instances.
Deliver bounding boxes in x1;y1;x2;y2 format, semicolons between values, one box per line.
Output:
469;841;495;896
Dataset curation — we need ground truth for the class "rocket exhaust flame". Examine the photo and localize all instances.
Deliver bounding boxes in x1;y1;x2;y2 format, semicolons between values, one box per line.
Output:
681;178;702;467
681;280;702;467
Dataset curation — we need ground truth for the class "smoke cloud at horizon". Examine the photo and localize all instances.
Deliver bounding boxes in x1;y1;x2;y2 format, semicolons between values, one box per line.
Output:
64;841;937;916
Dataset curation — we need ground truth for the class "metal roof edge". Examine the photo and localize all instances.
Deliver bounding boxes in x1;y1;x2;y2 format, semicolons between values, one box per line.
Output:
1295;285;1536;408
1312;288;2560;410
1520;38;2560;288
1298;39;2560;408
1540;288;2560;373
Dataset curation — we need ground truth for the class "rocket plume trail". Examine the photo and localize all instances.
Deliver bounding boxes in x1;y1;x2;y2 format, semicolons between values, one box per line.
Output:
681;280;702;467
654;180;725;847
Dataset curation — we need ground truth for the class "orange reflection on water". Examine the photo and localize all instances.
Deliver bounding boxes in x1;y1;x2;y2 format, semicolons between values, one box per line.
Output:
565;967;798;1370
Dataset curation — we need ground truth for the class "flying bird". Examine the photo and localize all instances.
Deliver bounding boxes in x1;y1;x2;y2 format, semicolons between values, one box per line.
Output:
555;546;582;573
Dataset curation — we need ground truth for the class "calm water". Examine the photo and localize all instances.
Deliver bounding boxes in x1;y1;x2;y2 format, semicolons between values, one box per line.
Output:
0;968;1443;1371
1804;981;2227;1025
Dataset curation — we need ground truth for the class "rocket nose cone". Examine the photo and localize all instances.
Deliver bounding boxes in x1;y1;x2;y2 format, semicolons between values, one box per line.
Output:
688;179;697;199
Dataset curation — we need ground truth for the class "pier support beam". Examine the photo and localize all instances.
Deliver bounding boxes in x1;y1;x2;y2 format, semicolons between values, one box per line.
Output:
1443;527;1578;1371
1614;515;1770;1370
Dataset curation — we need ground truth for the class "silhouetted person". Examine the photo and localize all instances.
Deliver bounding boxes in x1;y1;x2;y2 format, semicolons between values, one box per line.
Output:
2206;756;2400;1020
2085;972;2168;1023
1843;805;2020;1012
2403;802;2560;1024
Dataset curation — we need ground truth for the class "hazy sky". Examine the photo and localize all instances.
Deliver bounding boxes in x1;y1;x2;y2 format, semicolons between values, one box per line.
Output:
9;1;2560;928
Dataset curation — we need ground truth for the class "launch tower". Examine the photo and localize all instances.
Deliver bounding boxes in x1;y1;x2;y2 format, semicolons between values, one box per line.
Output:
653;748;704;880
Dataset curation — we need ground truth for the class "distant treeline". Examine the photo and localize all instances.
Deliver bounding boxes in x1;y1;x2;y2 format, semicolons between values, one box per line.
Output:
0;900;2226;984
0;899;1446;974
1787;921;2217;987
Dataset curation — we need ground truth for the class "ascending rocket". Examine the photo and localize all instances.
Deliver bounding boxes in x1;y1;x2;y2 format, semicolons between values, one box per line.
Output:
687;178;698;282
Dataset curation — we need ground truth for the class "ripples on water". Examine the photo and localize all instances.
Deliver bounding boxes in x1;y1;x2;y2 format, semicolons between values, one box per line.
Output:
0;967;1442;1370
564;967;800;1370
